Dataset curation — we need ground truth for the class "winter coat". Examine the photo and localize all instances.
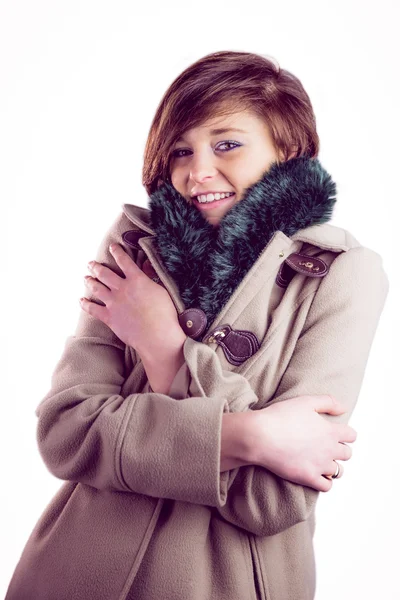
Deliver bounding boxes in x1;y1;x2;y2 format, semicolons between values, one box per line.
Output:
5;156;389;600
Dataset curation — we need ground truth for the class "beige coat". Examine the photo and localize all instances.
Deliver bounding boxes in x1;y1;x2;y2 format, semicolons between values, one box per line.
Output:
5;194;389;599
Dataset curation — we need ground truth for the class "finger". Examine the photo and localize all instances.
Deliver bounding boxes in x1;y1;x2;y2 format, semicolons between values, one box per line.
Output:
310;394;347;415
337;424;357;443
319;462;343;489
84;276;112;304
316;475;333;492
87;259;126;291
325;460;343;479
109;243;142;279
336;441;352;461
79;297;109;325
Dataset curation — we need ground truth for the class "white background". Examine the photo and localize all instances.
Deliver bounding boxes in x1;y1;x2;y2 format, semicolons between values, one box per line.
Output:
1;1;398;598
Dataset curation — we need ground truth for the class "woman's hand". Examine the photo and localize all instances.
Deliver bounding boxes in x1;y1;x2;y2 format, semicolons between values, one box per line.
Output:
80;243;183;355
246;394;357;492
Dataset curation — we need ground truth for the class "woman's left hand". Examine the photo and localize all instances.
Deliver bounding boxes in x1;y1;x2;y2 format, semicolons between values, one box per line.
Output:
80;242;183;355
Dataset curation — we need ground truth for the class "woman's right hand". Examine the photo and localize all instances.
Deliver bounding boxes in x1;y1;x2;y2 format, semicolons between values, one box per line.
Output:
247;395;357;492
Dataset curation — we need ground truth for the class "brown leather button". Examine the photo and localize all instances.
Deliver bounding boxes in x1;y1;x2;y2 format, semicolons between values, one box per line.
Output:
122;229;149;250
178;308;207;338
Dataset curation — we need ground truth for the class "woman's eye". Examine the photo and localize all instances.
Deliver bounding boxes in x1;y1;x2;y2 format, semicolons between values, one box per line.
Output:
171;141;240;158
172;148;190;158
217;141;240;151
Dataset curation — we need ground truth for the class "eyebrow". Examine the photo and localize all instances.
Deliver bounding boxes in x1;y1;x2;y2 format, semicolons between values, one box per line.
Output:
176;127;247;143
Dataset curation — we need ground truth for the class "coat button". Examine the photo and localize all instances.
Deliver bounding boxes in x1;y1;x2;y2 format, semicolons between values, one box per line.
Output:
178;308;207;339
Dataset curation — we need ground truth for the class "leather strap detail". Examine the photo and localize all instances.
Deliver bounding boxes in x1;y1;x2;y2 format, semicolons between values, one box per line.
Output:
142;258;163;285
202;324;260;366
178;308;208;338
122;229;150;249
285;252;329;276
276;252;329;288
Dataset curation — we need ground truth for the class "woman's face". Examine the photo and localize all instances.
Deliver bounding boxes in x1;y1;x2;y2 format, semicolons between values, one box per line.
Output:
169;109;282;227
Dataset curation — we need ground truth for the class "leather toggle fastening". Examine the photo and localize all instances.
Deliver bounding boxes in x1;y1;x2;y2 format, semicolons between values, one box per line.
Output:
276;252;329;288
122;229;150;250
121;228;266;364
178;308;208;338
141;259;162;284
202;324;260;366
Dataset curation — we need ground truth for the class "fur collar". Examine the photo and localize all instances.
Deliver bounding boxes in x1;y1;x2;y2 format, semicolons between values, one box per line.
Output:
147;155;337;327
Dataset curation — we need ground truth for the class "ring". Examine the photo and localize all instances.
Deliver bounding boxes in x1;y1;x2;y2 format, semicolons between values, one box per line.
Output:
331;461;341;479
323;460;341;480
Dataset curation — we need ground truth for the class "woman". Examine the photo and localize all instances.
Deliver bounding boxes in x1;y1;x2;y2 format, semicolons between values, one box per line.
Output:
6;51;389;600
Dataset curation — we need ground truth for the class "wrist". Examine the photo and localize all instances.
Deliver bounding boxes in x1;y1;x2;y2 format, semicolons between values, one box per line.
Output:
237;410;258;464
220;411;255;472
137;326;187;395
135;325;187;364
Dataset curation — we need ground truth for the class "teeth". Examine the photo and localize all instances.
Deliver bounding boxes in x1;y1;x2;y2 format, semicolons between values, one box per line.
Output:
196;192;234;203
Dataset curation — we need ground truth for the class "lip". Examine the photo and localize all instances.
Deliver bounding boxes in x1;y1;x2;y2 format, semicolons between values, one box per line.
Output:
193;193;236;211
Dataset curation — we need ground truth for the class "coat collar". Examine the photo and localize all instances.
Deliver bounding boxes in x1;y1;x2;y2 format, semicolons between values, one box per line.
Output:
123;156;346;327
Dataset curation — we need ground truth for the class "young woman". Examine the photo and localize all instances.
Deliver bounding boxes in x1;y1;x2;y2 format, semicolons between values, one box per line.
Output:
6;51;389;600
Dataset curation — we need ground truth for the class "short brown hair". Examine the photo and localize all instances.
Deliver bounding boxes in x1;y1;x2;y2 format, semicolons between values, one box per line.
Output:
142;51;319;195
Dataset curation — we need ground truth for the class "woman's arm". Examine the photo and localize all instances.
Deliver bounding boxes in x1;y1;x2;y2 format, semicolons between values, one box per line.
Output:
137;329;186;395
138;327;355;482
37;210;387;530
138;335;254;471
137;246;389;536
215;246;389;536
35;211;256;506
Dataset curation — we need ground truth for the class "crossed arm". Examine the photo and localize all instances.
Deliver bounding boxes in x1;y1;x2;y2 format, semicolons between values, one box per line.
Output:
139;341;254;472
136;243;389;535
35;214;389;537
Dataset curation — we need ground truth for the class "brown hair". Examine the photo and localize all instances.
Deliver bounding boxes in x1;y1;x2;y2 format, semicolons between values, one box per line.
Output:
142;51;319;195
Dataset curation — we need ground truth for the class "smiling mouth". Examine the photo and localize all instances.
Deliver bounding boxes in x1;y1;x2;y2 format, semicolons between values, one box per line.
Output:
193;193;236;210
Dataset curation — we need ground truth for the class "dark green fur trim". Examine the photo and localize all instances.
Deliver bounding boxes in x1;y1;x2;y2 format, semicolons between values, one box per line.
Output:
148;156;337;331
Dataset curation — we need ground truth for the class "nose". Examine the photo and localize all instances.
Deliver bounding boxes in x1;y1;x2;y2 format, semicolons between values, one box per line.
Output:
189;149;218;183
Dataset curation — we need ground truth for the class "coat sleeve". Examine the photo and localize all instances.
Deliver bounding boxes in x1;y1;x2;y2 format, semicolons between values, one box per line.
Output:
173;246;389;536
35;212;256;505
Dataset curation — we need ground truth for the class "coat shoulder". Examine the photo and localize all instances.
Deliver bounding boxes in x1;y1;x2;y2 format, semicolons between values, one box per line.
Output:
299;224;389;300
111;209;138;236
292;223;388;292
292;222;383;258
